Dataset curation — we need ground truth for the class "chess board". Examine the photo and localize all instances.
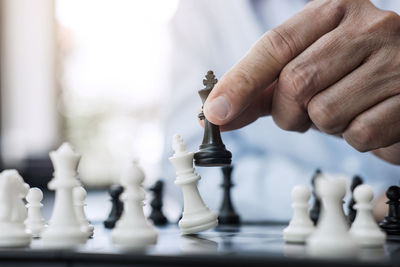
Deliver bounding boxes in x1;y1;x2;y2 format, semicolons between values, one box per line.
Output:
1;223;400;267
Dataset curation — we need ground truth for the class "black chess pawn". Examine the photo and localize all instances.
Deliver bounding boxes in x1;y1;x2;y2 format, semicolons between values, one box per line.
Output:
379;185;400;235
309;169;322;225
104;184;124;229
194;71;232;167
218;165;240;225
347;175;363;223
149;180;168;226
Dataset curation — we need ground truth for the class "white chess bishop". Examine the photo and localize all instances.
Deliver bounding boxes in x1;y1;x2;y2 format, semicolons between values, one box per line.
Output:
41;143;88;248
111;160;158;247
25;187;47;238
306;175;358;258
169;134;218;235
349;184;386;247
283;185;315;243
0;170;31;247
73;186;94;238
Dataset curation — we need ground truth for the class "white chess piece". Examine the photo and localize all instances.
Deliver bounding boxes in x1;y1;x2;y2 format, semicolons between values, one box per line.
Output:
349;184;386;247
283;185;315;243
111;160;158;247
0;170;31;247
25;188;47;238
306;175;358;258
169;134;218;235
41;143;87;248
73;186;94;238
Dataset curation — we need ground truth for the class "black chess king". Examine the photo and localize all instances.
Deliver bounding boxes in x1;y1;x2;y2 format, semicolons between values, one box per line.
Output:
194;71;232;167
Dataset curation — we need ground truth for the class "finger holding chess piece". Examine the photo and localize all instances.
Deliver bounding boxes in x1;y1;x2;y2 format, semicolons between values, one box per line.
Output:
194;71;232;167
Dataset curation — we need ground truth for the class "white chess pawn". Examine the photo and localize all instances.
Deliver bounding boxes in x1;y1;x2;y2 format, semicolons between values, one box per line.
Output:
25;188;47;238
73;186;94;238
0;170;31;247
169;134;218;235
41;143;87;248
306;175;358;258
283;185;315;243
111;160;158;247
349;184;386;247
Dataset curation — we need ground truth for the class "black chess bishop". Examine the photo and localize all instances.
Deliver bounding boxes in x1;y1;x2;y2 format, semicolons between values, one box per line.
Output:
194;70;232;167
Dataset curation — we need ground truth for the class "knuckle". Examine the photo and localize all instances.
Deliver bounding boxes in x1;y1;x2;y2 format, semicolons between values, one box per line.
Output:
229;68;259;98
261;28;296;65
308;98;342;134
279;63;317;104
362;10;400;35
344;119;376;152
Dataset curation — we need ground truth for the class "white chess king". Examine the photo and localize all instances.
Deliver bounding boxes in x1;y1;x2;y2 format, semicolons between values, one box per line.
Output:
41;143;88;248
111;160;158;247
169;134;218;235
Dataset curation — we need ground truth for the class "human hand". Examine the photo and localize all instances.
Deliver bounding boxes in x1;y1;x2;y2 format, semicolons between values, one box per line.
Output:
203;0;400;164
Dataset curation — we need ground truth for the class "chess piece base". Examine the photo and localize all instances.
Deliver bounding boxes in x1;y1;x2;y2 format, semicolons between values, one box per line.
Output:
379;220;400;235
111;226;158;247
283;225;315;244
26;222;47;238
306;233;358;258
150;212;168;226
41;226;87;248
194;144;232;167
179;209;218;235
0;223;31;248
218;213;240;225
350;228;386;247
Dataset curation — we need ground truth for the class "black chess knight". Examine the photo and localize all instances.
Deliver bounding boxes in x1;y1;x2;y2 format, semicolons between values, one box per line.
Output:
149;180;168;226
104;185;124;229
194;71;232;167
379;185;400;235
218;166;240;225
309;169;322;225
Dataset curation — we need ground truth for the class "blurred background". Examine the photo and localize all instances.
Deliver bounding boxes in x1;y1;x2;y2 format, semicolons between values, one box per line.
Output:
1;0;399;224
1;0;178;189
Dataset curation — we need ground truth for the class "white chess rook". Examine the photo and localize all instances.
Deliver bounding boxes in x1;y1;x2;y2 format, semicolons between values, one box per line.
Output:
41;143;87;248
74;186;94;238
306;175;358;258
169;134;218;235
111;160;158;247
283;185;315;243
349;184;386;247
25;188;47;238
0;170;31;247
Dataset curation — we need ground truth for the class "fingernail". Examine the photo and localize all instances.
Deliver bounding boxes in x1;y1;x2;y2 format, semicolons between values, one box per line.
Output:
205;95;230;121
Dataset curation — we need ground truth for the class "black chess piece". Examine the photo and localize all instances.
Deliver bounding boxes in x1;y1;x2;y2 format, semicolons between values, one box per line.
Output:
149;180;168;226
104;184;124;229
379;185;400;235
194;71;232;167
309;169;322;225
218;165;240;225
348;175;363;223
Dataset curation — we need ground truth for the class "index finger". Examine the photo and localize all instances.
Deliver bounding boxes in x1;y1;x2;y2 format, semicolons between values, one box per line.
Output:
203;0;346;125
